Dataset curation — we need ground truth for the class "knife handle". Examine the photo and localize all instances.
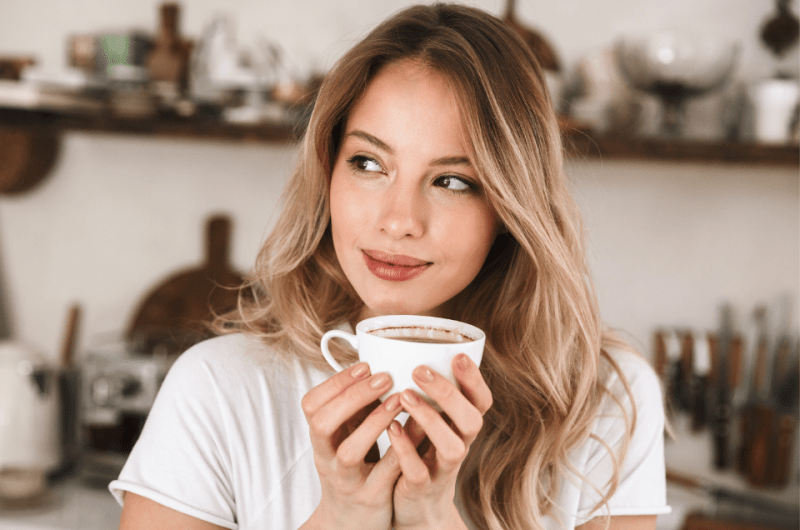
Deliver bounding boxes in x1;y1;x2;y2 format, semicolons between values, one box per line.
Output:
713;401;733;470
729;336;743;390
737;406;754;475
746;403;776;487
653;330;667;379
691;376;708;432
677;331;694;411
771;414;797;488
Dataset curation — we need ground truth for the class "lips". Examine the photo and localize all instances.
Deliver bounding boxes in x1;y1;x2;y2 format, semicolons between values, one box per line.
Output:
362;250;431;282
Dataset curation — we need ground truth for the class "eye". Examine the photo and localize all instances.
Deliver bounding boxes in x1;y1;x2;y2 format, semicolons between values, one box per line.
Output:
434;175;473;193
346;155;383;173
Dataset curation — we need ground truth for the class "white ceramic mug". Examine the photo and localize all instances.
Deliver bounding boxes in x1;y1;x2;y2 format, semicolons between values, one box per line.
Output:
320;315;485;407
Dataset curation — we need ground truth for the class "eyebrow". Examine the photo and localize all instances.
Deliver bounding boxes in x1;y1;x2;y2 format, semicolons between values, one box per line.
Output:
346;130;472;167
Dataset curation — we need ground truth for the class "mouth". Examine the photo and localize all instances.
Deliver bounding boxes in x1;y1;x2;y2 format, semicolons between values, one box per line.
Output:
362;250;432;282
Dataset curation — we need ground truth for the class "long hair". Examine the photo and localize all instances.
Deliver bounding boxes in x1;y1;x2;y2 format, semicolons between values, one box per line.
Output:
218;4;635;529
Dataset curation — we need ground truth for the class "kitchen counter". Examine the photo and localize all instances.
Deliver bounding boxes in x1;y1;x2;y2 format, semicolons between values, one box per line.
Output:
1;429;796;530
0;476;121;530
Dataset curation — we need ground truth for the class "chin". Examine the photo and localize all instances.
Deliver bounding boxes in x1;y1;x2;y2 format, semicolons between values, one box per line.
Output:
363;296;448;318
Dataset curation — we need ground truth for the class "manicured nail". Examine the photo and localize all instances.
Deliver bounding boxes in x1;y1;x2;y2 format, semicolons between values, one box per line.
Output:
456;354;469;371
351;362;370;379
389;420;403;436
401;389;420;406
371;373;390;388
384;394;400;412
413;365;434;383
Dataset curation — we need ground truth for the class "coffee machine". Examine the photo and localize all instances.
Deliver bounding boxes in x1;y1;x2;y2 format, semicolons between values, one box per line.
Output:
78;341;175;484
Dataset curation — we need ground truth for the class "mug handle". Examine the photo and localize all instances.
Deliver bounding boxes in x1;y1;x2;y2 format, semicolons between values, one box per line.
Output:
320;330;358;372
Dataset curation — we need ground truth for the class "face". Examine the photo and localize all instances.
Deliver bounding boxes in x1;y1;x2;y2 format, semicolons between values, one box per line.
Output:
329;59;500;321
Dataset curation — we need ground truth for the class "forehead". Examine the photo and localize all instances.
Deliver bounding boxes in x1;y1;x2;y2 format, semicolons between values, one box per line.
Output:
344;59;471;152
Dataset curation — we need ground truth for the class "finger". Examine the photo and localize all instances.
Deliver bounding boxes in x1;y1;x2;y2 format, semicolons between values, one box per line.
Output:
301;362;371;416
335;394;404;478
308;373;393;458
412;364;485;444
452;354;493;414
404;416;426;446
365;442;403;491
400;389;467;473
386;420;431;489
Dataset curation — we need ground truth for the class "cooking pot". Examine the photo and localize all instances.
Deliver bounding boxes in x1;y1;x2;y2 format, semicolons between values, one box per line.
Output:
0;341;61;501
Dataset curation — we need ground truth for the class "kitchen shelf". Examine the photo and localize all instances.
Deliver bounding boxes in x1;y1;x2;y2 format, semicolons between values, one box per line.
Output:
564;130;799;166
0;105;797;165
0;106;301;145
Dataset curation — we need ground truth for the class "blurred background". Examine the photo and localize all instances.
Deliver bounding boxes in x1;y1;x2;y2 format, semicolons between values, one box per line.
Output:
0;1;797;529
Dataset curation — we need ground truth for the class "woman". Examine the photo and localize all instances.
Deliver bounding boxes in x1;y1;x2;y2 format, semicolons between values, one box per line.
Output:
112;4;669;530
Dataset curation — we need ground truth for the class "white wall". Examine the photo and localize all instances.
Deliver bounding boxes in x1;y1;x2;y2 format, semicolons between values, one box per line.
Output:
0;0;798;362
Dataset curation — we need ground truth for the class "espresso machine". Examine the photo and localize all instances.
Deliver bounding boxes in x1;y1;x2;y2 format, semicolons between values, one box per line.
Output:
78;340;175;484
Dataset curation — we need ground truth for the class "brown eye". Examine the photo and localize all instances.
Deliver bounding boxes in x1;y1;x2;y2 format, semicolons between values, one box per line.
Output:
434;175;472;192
347;155;383;173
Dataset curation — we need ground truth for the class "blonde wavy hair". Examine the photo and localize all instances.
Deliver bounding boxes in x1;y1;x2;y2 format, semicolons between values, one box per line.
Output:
218;4;636;529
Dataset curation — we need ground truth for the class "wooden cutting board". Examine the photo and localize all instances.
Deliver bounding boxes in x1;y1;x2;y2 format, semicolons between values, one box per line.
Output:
0;127;60;196
126;214;244;354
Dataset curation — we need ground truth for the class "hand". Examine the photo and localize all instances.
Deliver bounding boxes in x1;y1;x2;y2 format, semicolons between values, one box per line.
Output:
300;362;404;530
388;354;493;530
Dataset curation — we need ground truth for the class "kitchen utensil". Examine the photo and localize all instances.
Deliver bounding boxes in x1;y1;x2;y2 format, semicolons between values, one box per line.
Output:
52;304;81;479
711;304;735;470
146;2;194;103
79;342;173;484
126;214;244;354
690;331;712;432
750;78;799;144
615;32;740;136
0;57;35;81
737;299;794;487
59;305;80;370
0;342;61;502
0;127;60;196
771;341;798;487
761;0;799;59
678;330;694;412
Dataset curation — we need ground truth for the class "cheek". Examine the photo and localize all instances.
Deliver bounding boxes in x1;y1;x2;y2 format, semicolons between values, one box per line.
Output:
441;207;499;273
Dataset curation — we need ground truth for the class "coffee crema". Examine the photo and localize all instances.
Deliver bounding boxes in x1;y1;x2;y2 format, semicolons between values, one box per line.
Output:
382;336;461;344
368;326;472;344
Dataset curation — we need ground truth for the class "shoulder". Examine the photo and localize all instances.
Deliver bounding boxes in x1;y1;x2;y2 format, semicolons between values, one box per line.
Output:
601;347;663;413
162;333;331;411
590;346;665;449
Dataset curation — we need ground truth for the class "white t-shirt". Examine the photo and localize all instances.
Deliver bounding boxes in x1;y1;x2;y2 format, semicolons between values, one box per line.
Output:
109;331;671;529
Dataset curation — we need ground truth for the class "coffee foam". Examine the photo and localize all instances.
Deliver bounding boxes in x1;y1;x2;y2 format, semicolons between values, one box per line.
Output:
368;326;473;343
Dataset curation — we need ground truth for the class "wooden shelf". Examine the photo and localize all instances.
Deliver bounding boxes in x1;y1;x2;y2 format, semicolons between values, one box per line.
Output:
1;105;797;166
565;130;799;167
0;106;302;145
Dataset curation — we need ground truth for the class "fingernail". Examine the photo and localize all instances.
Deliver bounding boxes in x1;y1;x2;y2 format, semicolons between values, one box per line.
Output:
351;362;370;379
401;389;420;406
389;420;402;436
456;354;469;371
371;373;390;388
384;394;400;412
413;365;434;383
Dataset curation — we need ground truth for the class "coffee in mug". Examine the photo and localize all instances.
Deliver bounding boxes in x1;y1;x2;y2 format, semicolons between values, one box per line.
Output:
320;315;485;408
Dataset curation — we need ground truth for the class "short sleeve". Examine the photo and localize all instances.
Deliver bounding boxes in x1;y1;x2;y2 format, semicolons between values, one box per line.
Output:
574;351;672;525
108;340;238;529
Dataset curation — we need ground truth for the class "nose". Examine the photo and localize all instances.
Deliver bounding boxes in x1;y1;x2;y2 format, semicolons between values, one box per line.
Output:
378;181;425;239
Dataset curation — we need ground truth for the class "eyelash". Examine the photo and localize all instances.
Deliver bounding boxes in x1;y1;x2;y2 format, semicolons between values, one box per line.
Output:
345;155;476;195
